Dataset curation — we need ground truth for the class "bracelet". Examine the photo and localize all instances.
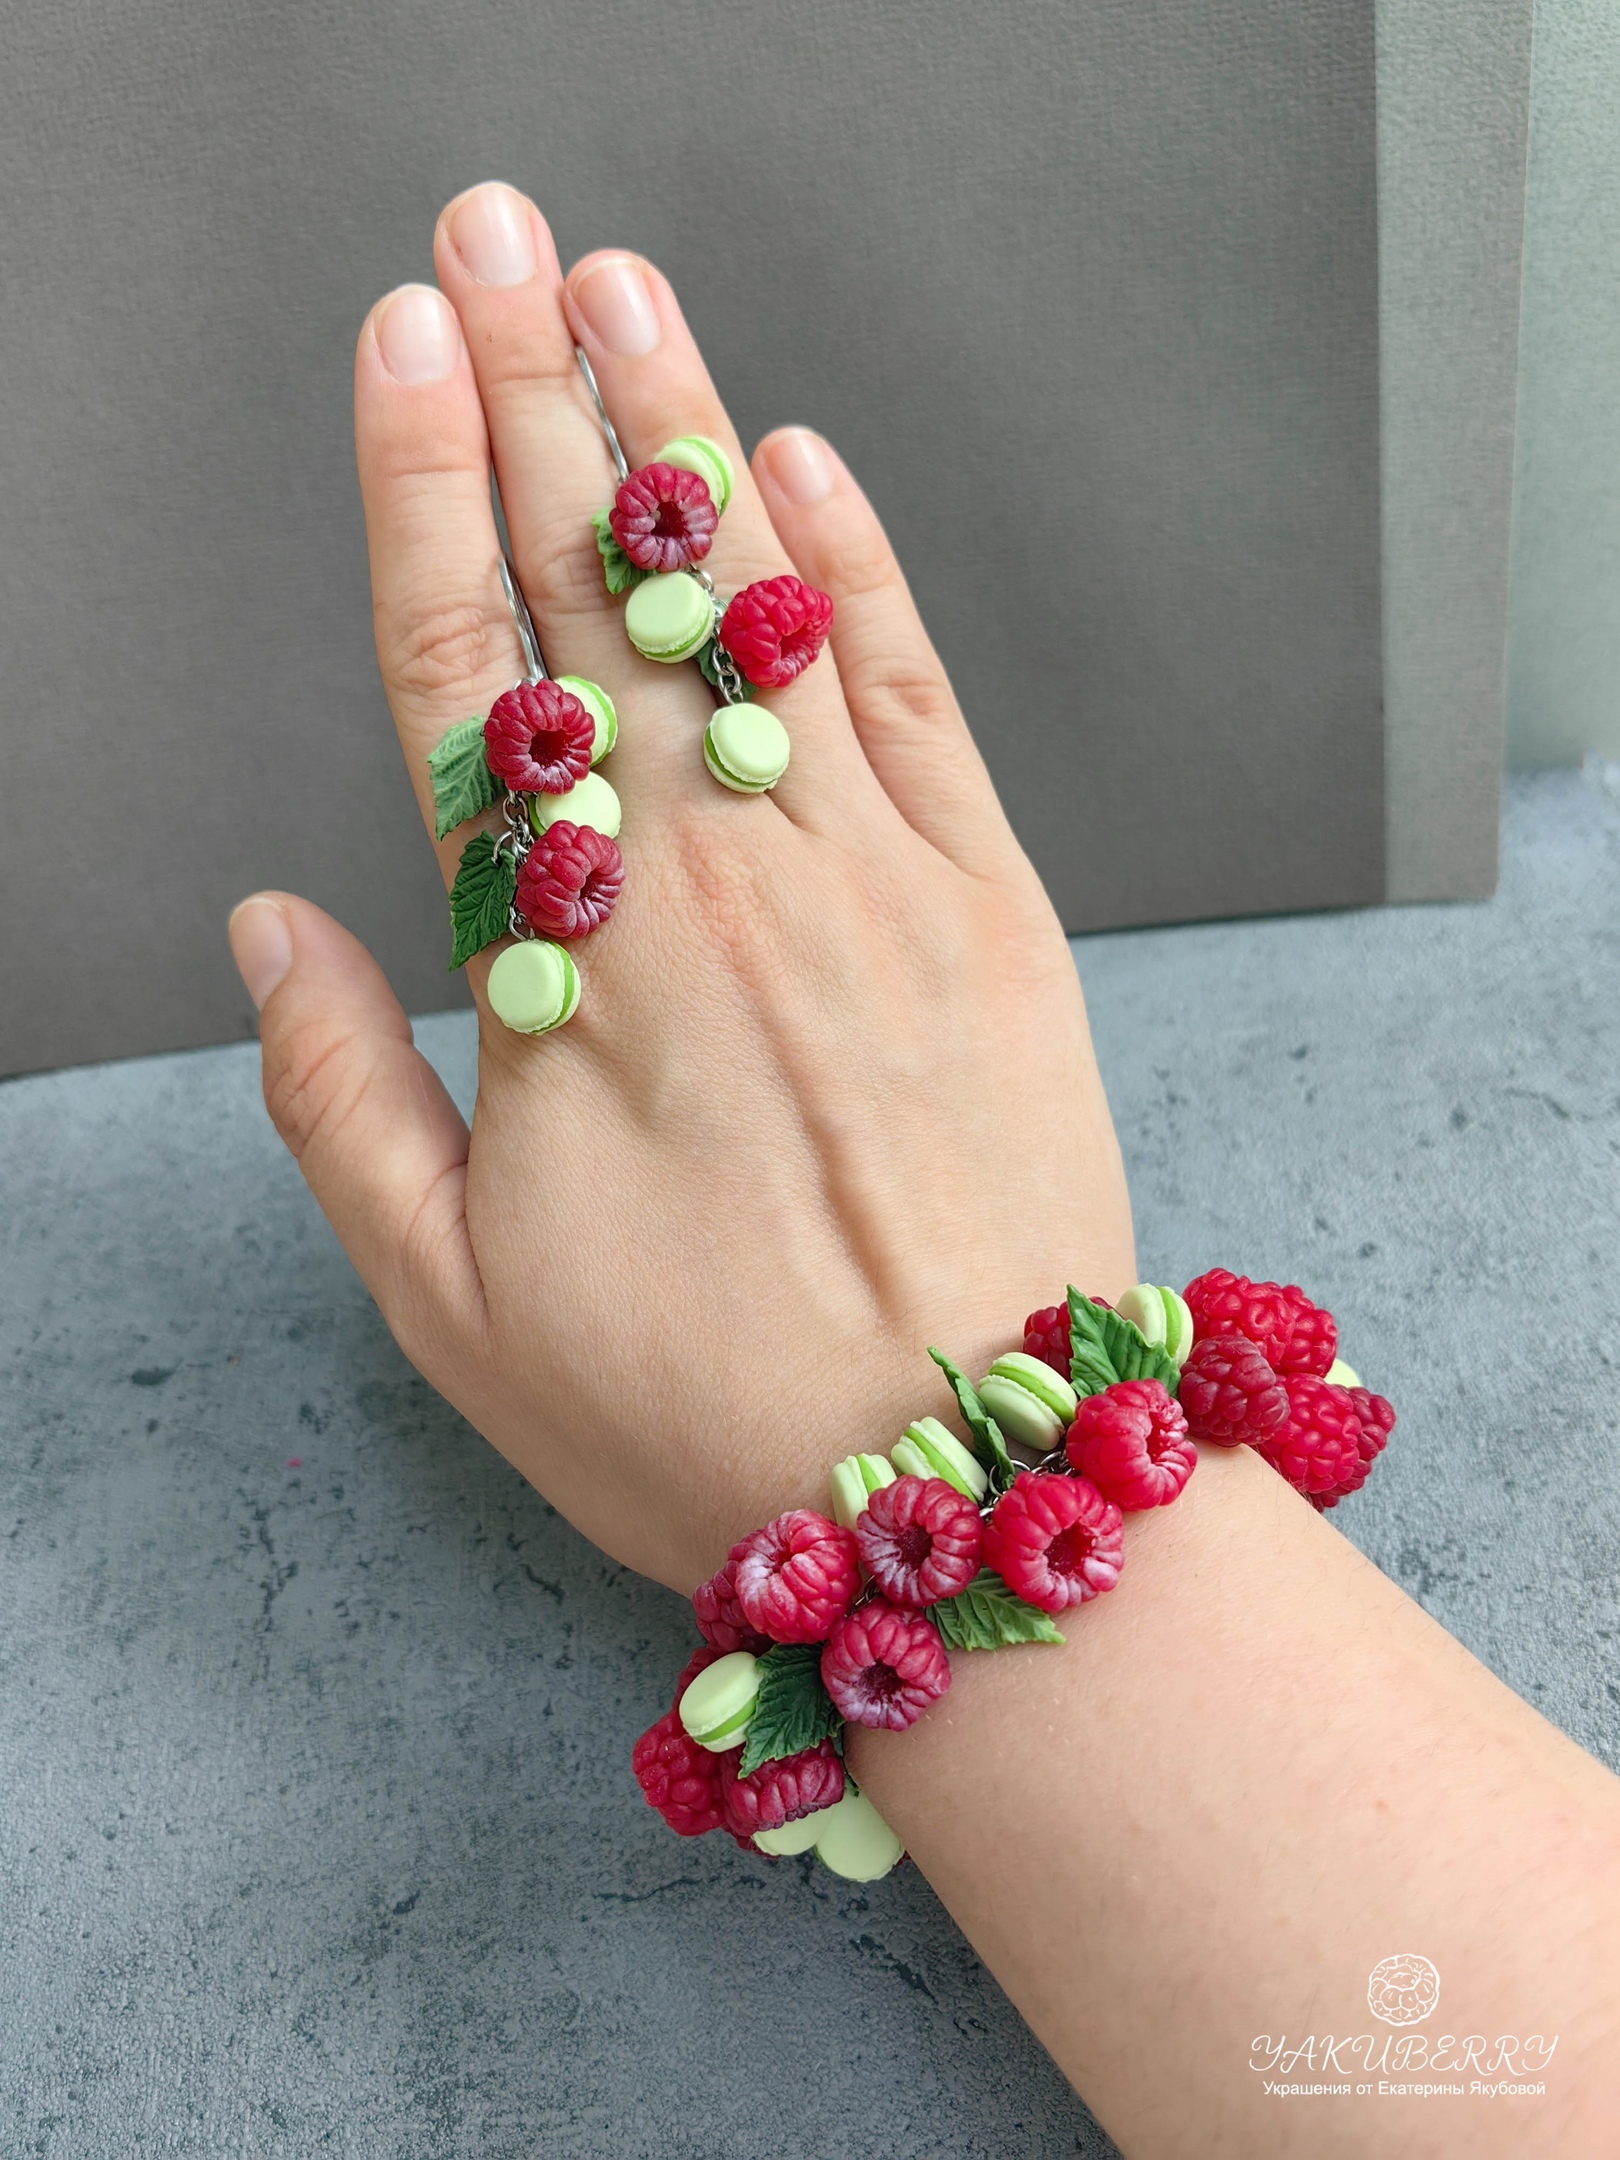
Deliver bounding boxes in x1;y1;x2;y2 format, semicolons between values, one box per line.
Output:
632;1271;1396;1882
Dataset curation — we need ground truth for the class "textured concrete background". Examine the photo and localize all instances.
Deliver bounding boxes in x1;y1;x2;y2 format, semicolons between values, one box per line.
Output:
3;768;1617;2157
0;0;1386;1077
1506;0;1620;765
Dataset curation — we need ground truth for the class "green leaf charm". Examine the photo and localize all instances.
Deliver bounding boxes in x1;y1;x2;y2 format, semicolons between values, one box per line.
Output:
427;715;498;841
926;1348;1018;1487
738;1643;843;1775
696;638;758;701
1066;1286;1181;1398
447;832;517;971
929;1570;1065;1651
591;506;650;596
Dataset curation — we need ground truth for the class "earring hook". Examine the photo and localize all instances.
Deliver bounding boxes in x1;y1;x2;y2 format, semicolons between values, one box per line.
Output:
499;553;548;684
575;344;630;483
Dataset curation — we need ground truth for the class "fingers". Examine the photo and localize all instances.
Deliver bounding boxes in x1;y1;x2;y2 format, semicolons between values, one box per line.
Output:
229;894;486;1388
431;188;709;812
560;244;885;828
753;428;1020;880
353;284;523;882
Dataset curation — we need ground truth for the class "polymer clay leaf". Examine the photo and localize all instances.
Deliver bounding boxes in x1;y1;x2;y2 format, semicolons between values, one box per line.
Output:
447;832;516;970
926;1348;1018;1487
591;506;650;596
427;715;497;841
695;638;758;701
739;1643;842;1775
929;1570;1064;1651
1066;1286;1181;1399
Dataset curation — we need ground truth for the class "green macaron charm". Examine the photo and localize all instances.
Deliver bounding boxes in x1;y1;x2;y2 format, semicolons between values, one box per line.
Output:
891;1416;990;1502
977;1350;1079;1452
654;433;735;515
529;769;622;840
677;1651;762;1753
829;1451;898;1531
624;571;715;664
807;1787;906;1881
1114;1283;1195;1366
703;703;791;794
553;674;618;763
485;939;581;1036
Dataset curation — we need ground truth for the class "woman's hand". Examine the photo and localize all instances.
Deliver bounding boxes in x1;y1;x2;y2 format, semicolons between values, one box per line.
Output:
229;180;1131;1591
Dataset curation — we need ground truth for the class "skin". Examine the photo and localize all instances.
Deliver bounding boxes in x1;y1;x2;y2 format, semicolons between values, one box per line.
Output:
229;183;1620;2154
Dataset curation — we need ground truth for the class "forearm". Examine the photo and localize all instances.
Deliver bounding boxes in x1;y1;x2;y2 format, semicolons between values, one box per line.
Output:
848;1441;1620;2156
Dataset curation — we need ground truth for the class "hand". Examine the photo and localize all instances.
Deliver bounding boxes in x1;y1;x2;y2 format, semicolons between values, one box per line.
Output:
229;182;1132;1591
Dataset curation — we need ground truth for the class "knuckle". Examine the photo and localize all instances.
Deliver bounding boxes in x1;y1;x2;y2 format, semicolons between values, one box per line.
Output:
855;647;960;736
380;594;510;707
263;1019;370;1165
513;538;610;626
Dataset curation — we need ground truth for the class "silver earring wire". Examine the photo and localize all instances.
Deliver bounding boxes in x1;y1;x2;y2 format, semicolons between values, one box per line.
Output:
575;345;630;483
499;553;548;684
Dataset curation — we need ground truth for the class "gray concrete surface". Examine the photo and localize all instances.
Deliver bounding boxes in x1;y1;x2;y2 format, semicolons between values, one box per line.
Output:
3;768;1617;2158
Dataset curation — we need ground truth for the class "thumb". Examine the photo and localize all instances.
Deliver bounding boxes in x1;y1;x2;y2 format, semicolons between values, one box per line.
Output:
229;893;486;1380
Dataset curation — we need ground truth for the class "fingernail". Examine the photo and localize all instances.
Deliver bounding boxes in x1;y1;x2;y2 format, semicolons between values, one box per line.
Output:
447;183;538;288
229;897;293;1010
764;428;835;506
375;285;459;385
571;256;660;356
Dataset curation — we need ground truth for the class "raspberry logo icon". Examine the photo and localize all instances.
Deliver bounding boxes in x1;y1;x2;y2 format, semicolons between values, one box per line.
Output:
1367;1953;1440;2026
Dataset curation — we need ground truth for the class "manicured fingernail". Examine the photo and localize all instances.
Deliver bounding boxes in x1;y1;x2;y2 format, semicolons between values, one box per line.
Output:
229;897;293;1010
571;256;660;356
764;428;835;506
447;183;538;288
375;285;459;385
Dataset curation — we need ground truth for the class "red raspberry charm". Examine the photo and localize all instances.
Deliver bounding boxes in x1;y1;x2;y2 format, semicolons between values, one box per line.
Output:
1255;1375;1365;1496
718;1737;845;1841
1177;1334;1289;1446
982;1472;1124;1614
854;1476;983;1607
630;1709;726;1837
732;1510;860;1644
1066;1379;1195;1509
1312;1388;1396;1510
1023;1296;1112;1378
1183;1268;1336;1378
821;1599;952;1730
515;821;624;939
1023;1303;1070;1375
609;461;718;573
485;680;595;794
718;576;833;689
692;1551;771;1656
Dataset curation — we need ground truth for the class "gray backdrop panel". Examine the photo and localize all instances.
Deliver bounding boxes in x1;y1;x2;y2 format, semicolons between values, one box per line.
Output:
0;0;1382;1077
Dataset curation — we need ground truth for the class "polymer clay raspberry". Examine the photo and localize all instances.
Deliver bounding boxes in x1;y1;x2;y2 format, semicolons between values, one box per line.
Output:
484;680;595;794
1177;1334;1289;1446
691;1551;771;1656
1066;1379;1196;1509
821;1599;952;1730
732;1510;860;1645
1183;1268;1336;1378
718;1737;845;1841
1310;1387;1396;1510
1022;1295;1112;1378
718;575;834;689
515;821;624;939
630;1709;726;1837
1023;1303;1071;1375
1255;1375;1364;1496
609;461;718;573
983;1471;1123;1614
854;1476;983;1607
